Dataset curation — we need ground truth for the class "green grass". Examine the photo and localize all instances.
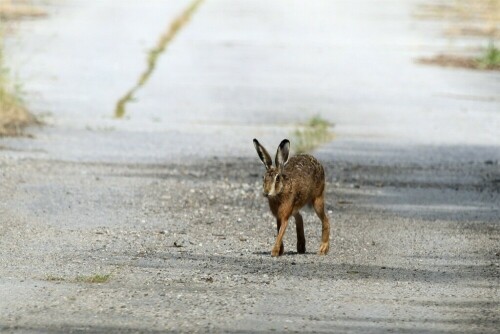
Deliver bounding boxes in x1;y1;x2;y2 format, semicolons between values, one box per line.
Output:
45;273;111;283
292;115;334;153
76;274;111;284
477;42;500;69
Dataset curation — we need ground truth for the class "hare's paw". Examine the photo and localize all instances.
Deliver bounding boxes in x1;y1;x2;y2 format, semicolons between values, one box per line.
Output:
271;243;284;257
271;248;280;257
297;241;306;254
318;242;329;255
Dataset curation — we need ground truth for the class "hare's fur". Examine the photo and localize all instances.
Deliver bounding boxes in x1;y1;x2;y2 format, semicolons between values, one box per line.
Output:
253;139;330;256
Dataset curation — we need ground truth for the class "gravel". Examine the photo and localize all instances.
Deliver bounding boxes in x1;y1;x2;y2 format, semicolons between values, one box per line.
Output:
0;155;498;333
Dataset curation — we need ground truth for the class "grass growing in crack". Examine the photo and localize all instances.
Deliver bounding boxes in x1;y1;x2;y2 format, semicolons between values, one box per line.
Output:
0;30;35;136
114;0;204;118
477;42;500;69
44;273;112;283
75;274;111;284
45;275;66;282
292;115;334;154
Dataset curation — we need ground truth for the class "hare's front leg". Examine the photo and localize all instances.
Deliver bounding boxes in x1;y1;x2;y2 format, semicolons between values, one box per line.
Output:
273;219;285;256
272;218;289;257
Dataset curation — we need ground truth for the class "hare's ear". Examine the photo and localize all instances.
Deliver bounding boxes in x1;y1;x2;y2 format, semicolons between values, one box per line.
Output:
275;139;290;170
253;139;272;169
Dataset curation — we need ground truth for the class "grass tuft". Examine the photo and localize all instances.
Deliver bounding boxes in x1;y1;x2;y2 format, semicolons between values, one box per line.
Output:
417;42;500;71
45;275;66;282
75;274;111;284
44;273;111;284
477;42;500;69
293;115;334;154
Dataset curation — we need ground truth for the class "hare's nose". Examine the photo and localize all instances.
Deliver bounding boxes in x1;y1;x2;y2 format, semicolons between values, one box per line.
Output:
263;192;269;198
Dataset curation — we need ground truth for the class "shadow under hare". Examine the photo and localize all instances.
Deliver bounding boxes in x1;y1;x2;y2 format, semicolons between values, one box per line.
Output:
253;138;330;257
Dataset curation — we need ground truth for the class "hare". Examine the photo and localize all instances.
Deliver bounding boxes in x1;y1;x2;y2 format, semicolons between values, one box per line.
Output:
253;138;330;257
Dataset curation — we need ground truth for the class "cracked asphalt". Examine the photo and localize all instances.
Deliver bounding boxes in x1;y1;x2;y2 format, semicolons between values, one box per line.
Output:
1;0;499;333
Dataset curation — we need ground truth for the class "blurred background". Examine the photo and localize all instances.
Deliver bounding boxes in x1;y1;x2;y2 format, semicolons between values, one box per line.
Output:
1;0;499;162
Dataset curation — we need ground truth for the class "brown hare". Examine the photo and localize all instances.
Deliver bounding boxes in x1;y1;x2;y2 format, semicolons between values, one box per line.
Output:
253;138;330;257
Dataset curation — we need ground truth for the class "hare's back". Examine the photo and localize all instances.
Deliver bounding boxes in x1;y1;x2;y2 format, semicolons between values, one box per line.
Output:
284;154;324;182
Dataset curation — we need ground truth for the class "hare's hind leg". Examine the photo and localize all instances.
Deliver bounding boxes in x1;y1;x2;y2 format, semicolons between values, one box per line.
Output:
294;212;306;254
313;193;330;255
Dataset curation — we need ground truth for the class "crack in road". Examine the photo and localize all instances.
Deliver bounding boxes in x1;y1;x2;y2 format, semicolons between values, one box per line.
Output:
114;0;204;118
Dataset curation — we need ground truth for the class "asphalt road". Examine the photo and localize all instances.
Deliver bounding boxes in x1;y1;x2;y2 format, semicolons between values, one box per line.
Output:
1;0;499;333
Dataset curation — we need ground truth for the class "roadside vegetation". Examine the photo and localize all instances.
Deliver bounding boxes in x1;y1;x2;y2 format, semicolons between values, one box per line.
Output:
415;0;500;38
0;1;43;136
0;0;45;20
477;42;500;68
418;41;500;71
0;31;35;136
292;115;334;154
415;0;500;71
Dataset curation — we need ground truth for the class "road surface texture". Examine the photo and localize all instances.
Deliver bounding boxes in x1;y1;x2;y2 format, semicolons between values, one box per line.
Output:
1;0;499;333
